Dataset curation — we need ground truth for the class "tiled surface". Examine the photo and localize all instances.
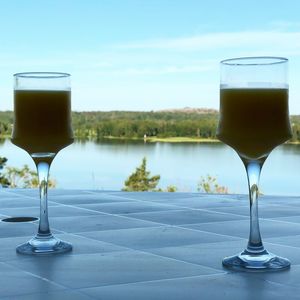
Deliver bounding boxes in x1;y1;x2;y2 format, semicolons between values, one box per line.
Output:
1;190;300;299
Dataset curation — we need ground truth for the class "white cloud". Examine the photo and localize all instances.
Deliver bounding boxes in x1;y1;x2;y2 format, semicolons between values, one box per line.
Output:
268;21;300;31
118;30;300;55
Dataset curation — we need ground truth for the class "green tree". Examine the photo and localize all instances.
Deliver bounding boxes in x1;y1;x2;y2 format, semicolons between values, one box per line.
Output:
197;175;228;194
166;185;177;192
4;165;56;188
0;157;10;187
123;157;160;191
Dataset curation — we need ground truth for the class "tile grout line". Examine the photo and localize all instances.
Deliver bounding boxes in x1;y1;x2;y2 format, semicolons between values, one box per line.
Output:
77;272;228;292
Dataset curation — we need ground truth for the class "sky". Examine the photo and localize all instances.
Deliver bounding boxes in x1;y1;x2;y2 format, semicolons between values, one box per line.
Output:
1;0;300;112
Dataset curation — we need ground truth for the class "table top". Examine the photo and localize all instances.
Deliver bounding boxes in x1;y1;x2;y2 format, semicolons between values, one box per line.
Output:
1;189;300;299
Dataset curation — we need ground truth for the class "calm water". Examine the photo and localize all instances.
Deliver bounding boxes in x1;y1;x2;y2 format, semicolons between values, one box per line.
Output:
1;139;300;195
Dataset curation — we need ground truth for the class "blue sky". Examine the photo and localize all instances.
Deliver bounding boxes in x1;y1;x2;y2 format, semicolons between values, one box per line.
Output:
1;0;300;112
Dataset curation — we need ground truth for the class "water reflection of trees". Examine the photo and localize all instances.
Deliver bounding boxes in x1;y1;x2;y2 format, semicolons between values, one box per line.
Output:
281;143;300;154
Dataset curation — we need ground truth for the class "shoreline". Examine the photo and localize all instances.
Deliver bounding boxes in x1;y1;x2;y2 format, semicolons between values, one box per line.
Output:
96;136;219;143
2;134;300;144
93;136;300;144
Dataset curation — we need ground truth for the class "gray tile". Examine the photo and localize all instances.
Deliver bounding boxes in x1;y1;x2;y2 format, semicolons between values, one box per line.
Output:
269;215;300;223
1;189;300;299
0;220;38;238
0;234;127;262
1;189;39;197
0;235;34;262
50;214;159;233
185;219;300;239
259;195;300;206
1;290;94;300
250;264;300;288
209;205;249;215
149;240;246;270
54;233;128;255
8;251;220;289
148;240;300;271
47;189;92;196
108;192;202;201
81;226;240;250
213;204;300;218
49;193;134;205
0;205;100;218
0;198;41;209
124;209;247;225
0;262;64;298
77;201;179;214
264;242;300;266
150;195;245;209
82;272;300;300
265;235;300;248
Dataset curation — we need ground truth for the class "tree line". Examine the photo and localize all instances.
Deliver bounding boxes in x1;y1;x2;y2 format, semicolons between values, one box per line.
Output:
1;110;300;141
0;110;218;139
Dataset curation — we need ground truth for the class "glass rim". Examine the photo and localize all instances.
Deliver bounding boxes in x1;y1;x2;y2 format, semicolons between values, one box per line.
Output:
14;72;70;78
220;56;288;66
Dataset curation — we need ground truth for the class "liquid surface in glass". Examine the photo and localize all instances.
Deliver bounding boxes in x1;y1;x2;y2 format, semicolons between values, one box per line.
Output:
217;88;292;160
12;90;74;155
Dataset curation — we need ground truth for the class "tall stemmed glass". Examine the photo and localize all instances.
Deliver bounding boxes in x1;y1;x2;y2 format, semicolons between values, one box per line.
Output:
217;57;292;271
12;72;74;255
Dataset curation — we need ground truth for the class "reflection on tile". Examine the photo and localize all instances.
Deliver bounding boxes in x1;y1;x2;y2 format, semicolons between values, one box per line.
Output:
107;192;201;201
1;189;39;198
125;209;247;225
8;251;219;289
0;262;64;298
82;226;241;250
77;201;179;214
270;215;300;223
265;234;300;248
249;264;300;288
185;219;300;239
149;196;245;209
0;205;100;218
82;272;300;300
1;290;94;300
50;214;159;233
149;240;246;270
54;233;128;255
213;205;300;218
0;234;128;263
0;198;40;209
0;221;37;238
148;240;300;271
49;193;134;205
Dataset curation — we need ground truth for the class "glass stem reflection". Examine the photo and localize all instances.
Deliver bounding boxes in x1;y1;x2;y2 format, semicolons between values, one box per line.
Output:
36;161;51;237
244;160;265;254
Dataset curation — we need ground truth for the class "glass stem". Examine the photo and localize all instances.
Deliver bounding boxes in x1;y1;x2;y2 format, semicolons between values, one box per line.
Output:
244;160;265;254
36;161;51;237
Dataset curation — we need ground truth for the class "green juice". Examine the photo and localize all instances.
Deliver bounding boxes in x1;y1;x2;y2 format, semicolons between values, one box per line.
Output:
217;88;292;160
12;90;74;155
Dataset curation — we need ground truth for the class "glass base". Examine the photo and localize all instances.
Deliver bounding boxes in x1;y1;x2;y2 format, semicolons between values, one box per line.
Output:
16;234;72;255
222;249;290;272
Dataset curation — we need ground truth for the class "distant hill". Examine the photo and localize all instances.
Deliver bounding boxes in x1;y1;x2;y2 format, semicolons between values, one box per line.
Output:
156;107;218;114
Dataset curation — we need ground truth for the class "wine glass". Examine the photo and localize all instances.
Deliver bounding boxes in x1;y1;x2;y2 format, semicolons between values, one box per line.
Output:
12;72;74;255
217;57;292;271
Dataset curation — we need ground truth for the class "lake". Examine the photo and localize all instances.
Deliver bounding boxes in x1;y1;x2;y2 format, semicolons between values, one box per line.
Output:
1;139;300;195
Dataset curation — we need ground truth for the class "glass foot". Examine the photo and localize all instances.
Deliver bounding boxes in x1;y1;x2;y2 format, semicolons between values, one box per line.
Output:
222;249;290;272
16;235;72;255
